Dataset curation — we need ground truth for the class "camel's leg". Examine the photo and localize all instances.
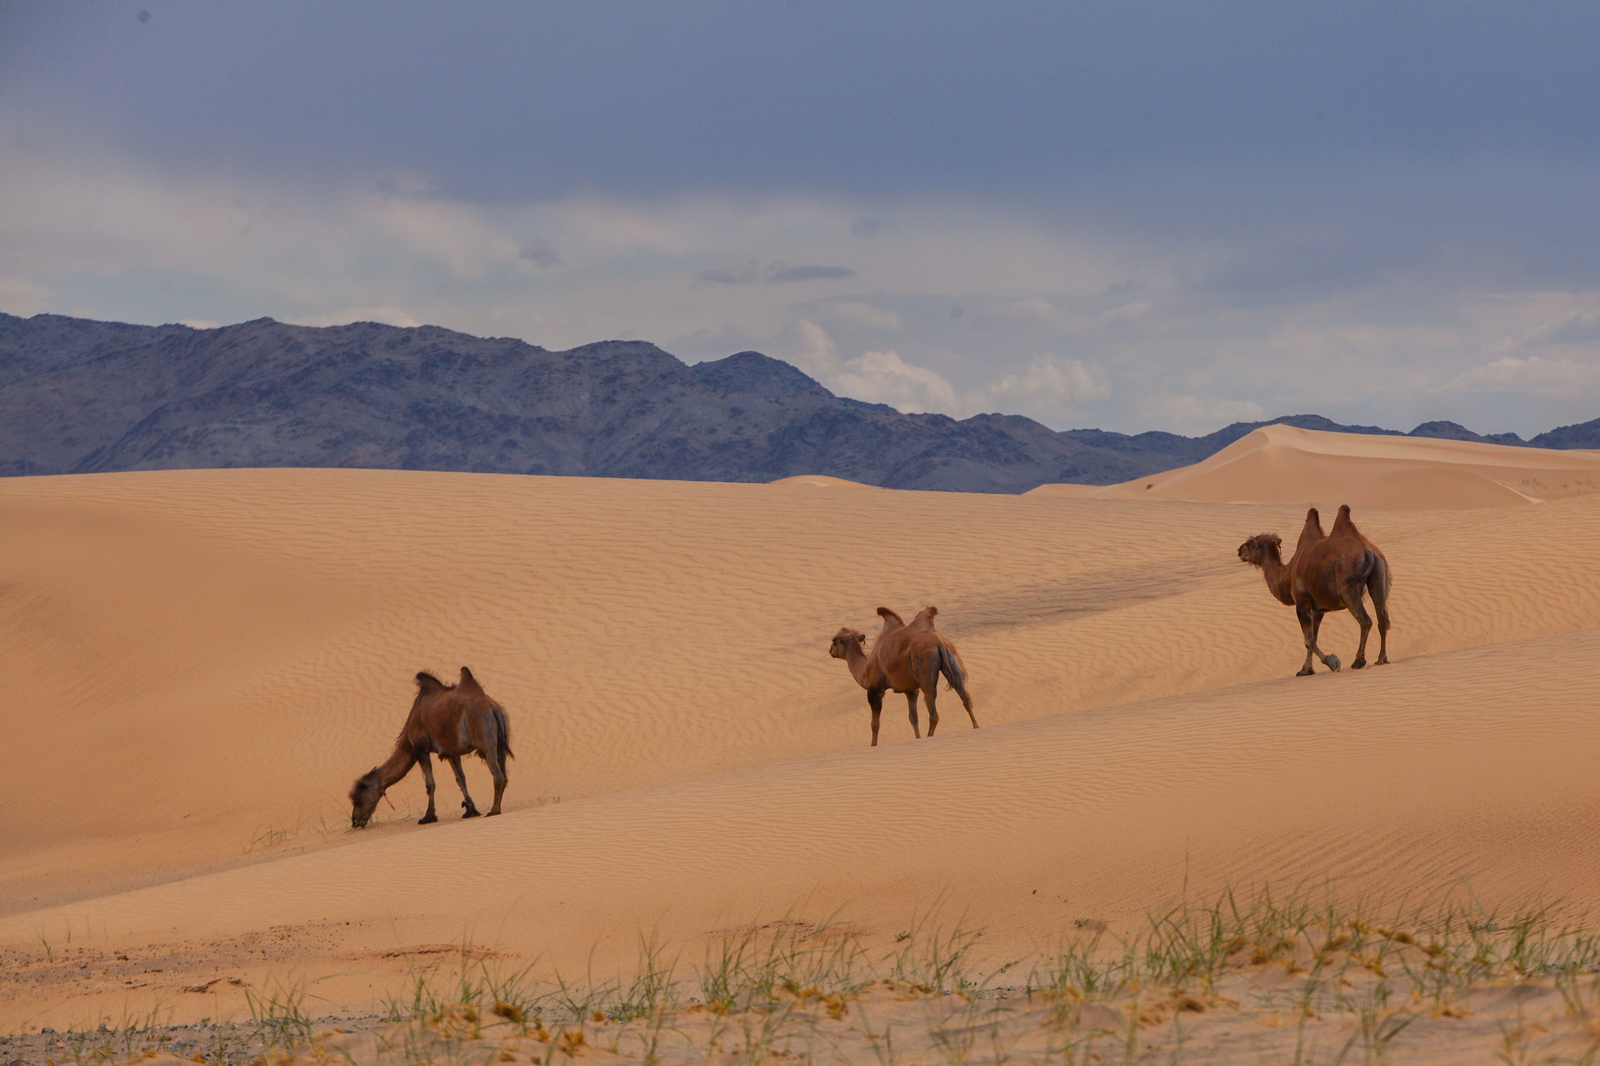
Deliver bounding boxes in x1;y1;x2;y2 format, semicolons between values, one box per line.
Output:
936;644;979;729
1345;586;1374;669
1369;565;1392;666
1310;608;1341;671
868;689;884;747
905;691;921;738
417;754;439;825
948;674;978;728
486;744;508;817
468;719;509;817
1295;603;1318;675
448;755;481;818
923;685;940;737
1297;604;1340;674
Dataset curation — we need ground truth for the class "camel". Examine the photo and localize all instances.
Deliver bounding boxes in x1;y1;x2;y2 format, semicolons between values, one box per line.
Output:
1238;505;1392;676
349;667;513;828
829;606;978;746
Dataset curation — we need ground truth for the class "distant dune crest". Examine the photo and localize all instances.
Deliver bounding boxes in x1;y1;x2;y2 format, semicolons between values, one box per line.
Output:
1028;424;1600;508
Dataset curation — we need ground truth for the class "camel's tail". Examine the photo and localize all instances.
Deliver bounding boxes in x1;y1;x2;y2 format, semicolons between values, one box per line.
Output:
936;641;974;712
1354;548;1391;601
494;706;515;762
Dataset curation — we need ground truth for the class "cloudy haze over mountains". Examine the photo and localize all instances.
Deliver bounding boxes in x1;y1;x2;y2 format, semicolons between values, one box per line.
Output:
2;3;1599;438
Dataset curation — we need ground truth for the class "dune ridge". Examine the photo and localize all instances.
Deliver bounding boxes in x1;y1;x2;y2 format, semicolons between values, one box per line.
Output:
1028;423;1600;507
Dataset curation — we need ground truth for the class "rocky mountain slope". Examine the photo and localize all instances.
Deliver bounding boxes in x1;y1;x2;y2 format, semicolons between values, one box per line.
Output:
2;312;1594;492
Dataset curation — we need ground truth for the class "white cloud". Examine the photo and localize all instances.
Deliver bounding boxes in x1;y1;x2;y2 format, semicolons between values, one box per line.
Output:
1003;296;1061;324
0;277;54;316
987;356;1109;406
180;318;220;330
6;114;1600;438
1535;312;1600;346
969;356;1111;421
787;320;957;415
831;349;959;414
1444;355;1600;395
789;319;840;378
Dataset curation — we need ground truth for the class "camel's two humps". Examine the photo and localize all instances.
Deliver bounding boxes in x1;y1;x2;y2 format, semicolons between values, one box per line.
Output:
830;606;979;746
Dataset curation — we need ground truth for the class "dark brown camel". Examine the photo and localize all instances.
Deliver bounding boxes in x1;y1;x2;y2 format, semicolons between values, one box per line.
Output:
829;606;978;746
349;667;513;828
1239;506;1392;676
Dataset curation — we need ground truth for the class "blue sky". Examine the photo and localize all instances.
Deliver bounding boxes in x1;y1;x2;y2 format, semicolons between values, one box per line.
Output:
3;2;1599;434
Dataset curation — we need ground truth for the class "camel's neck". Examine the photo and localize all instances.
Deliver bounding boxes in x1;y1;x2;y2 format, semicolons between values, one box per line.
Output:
1259;551;1294;605
840;645;875;689
375;743;417;791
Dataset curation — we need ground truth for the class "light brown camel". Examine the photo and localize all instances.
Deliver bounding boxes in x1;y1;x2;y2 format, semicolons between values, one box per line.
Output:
1239;505;1392;676
829;606;978;746
349;667;513;828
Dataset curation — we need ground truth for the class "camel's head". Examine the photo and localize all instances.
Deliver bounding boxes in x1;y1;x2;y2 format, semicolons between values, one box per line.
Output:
349;768;384;829
1237;533;1282;568
829;628;866;660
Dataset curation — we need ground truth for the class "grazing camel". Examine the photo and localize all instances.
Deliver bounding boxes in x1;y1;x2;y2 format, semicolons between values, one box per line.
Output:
1238;506;1392;676
349;667;513;828
829;606;978;746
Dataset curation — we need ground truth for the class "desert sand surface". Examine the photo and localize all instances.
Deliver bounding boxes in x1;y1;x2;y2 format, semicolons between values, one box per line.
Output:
3;434;1599;1062
1028;423;1600;507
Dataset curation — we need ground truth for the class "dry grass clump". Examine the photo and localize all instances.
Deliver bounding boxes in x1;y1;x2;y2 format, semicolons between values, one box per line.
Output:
16;886;1600;1066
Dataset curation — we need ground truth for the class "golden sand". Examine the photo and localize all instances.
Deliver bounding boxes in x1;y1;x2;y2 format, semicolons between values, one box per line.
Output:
2;430;1598;1043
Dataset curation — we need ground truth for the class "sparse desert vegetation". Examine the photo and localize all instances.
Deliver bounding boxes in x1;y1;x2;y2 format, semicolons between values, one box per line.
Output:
8;888;1600;1066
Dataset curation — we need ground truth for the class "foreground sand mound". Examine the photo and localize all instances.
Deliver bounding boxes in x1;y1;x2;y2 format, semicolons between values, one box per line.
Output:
2;464;1599;1032
1028;424;1600;507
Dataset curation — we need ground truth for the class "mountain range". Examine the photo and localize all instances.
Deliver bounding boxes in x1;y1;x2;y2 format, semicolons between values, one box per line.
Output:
3;312;1596;493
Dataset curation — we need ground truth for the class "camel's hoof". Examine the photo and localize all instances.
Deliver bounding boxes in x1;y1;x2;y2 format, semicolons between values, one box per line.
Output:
1352;658;1367;670
418;813;438;825
485;810;500;818
1325;654;1341;672
462;806;482;819
1297;667;1315;677
1375;657;1390;666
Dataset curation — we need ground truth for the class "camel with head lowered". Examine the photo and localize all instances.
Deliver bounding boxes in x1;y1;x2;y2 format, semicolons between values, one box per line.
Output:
829;606;978;746
1238;505;1392;676
349;667;513;829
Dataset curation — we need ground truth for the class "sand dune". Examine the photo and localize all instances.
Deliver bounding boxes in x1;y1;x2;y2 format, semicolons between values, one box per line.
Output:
2;439;1599;1032
1028;424;1600;507
766;474;877;489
